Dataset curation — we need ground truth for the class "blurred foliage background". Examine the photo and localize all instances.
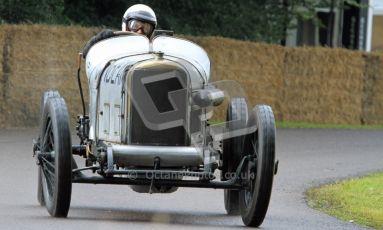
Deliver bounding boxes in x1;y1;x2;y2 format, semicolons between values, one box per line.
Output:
0;0;362;44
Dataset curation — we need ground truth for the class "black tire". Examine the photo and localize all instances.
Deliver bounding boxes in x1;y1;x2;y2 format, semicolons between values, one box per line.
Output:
39;96;72;217
222;97;248;215
37;167;45;206
239;105;275;227
37;90;60;206
40;90;61;116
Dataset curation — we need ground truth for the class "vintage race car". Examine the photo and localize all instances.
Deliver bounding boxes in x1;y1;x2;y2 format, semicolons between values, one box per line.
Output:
33;31;278;227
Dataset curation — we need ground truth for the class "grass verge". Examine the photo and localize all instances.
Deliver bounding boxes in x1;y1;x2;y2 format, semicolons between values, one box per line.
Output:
209;120;383;129
276;121;383;129
306;172;383;229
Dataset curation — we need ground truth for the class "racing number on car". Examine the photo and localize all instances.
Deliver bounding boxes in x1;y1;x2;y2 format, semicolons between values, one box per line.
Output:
104;64;127;85
105;73;122;85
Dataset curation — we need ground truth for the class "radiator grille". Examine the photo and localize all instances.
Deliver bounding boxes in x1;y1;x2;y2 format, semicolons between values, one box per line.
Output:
128;63;190;146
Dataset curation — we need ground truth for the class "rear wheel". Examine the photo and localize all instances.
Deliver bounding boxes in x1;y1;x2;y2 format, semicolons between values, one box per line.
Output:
38;96;72;217
239;105;275;227
222;97;248;215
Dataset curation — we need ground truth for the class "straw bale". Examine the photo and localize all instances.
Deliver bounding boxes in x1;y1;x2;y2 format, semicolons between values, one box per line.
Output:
0;25;14;127
0;24;97;127
281;47;365;124
187;36;285;120
0;27;5;127
0;24;383;127
361;53;383;124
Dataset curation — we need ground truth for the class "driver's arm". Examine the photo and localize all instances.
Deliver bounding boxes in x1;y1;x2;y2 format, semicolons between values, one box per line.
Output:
82;29;115;58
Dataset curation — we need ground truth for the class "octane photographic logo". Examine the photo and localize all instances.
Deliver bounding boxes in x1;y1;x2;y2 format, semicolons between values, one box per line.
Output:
223;172;256;181
128;71;256;144
127;171;138;180
129;70;187;131
127;171;255;181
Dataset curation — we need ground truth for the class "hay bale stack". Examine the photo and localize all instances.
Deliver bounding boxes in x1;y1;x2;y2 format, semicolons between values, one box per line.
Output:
361;53;383;124
0;24;382;127
281;47;365;124
0;27;6;127
0;24;95;127
188;36;284;120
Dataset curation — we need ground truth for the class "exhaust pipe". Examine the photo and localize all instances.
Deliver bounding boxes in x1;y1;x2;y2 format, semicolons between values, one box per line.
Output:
111;144;203;167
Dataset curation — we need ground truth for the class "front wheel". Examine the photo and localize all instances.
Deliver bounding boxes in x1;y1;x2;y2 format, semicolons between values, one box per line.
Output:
222;97;248;215
239;105;276;227
38;96;72;217
37;90;61;206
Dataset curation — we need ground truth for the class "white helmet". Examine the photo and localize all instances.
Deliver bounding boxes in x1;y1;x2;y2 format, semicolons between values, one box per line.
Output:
122;4;157;33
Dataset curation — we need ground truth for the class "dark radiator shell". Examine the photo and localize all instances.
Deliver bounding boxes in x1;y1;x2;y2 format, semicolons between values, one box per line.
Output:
129;63;190;146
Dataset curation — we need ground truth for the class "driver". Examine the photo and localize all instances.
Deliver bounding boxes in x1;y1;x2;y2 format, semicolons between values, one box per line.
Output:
82;4;157;58
121;4;157;37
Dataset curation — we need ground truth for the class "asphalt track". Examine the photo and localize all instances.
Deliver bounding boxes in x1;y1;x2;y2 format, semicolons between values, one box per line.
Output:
0;128;382;229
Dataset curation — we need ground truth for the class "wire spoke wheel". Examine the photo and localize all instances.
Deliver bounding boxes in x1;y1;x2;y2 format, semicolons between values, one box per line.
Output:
239;105;276;227
244;137;258;207
38;96;72;217
37;90;61;206
40;119;56;201
222;97;248;215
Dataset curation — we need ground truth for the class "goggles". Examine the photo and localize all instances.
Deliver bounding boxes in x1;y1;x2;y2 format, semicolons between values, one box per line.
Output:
127;19;154;35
